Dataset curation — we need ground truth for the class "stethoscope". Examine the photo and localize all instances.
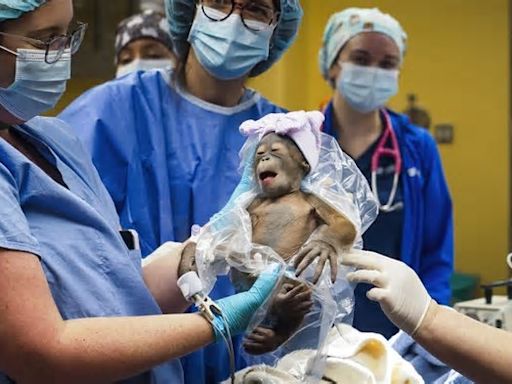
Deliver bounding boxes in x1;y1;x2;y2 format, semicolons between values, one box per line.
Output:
371;110;402;213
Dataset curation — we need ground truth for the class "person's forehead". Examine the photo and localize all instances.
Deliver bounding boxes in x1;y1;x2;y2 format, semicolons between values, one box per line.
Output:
343;32;400;59
123;37;170;51
255;0;277;8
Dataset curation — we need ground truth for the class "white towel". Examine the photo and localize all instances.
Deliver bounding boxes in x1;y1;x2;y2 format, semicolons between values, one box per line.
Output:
227;324;424;384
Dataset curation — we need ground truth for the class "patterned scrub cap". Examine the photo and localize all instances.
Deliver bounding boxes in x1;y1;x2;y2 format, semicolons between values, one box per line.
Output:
0;0;47;22
319;7;407;80
115;9;174;64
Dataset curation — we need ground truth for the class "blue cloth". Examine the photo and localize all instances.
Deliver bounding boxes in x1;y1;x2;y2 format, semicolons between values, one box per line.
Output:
391;331;473;384
0;0;46;22
0;117;182;383
323;101;453;334
351;127;404;338
59;70;284;384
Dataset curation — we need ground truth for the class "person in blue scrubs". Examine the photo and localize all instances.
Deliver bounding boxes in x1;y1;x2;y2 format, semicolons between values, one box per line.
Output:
0;1;279;382
59;0;303;382
318;8;453;339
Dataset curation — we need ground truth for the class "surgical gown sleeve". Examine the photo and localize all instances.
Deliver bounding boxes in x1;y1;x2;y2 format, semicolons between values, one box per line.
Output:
0;162;41;256
419;134;453;305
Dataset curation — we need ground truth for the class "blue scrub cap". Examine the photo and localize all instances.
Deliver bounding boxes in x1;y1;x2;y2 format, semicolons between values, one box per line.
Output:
319;7;407;80
165;0;303;77
0;0;47;22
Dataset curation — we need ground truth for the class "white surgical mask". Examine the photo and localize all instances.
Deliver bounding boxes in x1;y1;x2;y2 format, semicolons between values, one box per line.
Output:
115;58;175;78
0;48;71;122
337;62;399;113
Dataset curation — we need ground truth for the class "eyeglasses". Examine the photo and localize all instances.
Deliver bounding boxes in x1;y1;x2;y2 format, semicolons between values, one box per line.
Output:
198;0;279;31
0;22;88;64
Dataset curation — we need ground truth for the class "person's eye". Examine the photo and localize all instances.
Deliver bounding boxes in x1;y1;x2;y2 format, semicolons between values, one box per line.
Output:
380;60;399;70
119;57;133;66
352;56;369;66
248;4;272;18
146;53;164;59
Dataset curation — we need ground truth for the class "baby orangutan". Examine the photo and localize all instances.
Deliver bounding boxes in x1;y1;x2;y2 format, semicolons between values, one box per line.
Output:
179;113;357;355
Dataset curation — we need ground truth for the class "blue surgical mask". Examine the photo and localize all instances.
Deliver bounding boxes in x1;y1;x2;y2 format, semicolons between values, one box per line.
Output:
0;48;71;122
337;62;399;113
188;7;275;80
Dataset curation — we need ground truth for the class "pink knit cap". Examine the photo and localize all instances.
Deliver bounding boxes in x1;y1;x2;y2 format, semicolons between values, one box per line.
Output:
240;111;324;171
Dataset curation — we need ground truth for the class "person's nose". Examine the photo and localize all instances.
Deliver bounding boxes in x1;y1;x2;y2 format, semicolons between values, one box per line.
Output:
232;0;245;15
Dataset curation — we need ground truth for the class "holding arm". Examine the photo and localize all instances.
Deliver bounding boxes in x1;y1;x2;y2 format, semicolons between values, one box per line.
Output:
142;241;191;314
0;248;278;383
294;194;357;283
342;250;512;384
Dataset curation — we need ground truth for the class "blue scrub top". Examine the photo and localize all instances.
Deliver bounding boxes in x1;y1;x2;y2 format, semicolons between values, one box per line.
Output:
323;101;454;339
59;70;285;383
0;117;182;383
353;131;404;338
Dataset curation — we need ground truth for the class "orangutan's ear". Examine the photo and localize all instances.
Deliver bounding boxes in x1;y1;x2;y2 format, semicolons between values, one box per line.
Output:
302;161;311;175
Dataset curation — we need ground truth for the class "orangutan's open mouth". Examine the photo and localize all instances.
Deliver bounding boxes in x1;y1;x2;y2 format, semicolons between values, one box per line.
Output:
259;171;278;186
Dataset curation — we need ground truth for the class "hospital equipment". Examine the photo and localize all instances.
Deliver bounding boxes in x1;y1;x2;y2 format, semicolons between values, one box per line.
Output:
454;255;512;331
178;271;237;383
371;109;402;213
454;279;512;331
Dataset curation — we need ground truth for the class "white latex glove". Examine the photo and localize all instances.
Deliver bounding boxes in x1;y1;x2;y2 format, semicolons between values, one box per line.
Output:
342;250;432;335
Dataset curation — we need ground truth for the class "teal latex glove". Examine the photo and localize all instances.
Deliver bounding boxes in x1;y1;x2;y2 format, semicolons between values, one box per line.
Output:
212;266;280;341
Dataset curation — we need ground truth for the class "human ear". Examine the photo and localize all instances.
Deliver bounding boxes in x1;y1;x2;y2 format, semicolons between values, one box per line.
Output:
327;64;340;89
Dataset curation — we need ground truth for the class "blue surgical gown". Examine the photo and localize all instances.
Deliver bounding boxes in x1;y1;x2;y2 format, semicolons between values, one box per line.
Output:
59;70;284;383
0;117;182;383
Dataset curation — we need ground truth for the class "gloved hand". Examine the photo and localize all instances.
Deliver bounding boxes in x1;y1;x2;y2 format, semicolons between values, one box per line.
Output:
212;265;280;341
342;250;432;335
